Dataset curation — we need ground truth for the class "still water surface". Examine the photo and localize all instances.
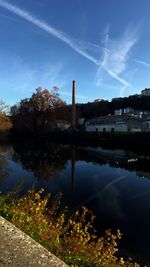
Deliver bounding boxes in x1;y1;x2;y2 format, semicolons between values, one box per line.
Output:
0;140;150;265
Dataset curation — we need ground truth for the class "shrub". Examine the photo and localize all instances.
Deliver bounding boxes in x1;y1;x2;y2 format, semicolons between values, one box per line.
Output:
0;188;143;267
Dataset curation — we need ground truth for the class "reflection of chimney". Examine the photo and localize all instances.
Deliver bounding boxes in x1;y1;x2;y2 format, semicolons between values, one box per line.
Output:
71;146;76;191
72;80;76;129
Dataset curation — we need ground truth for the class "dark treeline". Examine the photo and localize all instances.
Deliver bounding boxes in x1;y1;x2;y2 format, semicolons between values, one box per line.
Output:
1;87;150;138
75;94;150;119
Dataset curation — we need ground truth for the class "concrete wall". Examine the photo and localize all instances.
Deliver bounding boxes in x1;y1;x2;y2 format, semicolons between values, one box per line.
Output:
130;128;141;132
86;123;128;132
0;216;67;267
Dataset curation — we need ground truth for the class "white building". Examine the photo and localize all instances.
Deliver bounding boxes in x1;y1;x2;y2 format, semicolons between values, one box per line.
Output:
86;123;128;133
114;109;122;115
94;99;104;102
114;107;134;115
142;120;150;132
85;115;142;133
141;88;150;96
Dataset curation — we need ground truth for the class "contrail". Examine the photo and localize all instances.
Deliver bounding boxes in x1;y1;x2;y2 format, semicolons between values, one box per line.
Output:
0;0;130;86
0;0;99;65
104;67;130;86
135;59;150;68
73;174;127;211
128;189;150;200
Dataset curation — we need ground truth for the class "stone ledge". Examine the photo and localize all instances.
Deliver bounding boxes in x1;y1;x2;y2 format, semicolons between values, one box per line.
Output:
0;216;68;267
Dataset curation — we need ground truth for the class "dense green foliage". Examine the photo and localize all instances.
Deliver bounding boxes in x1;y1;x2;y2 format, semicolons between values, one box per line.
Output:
0;188;143;267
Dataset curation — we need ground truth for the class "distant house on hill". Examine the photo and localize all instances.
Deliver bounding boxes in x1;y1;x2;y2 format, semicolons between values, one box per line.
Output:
114;107;134;116
114;107;150;119
141;88;150;96
94;99;104;103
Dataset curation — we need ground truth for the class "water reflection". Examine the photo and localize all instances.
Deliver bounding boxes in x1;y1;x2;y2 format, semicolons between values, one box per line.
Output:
12;141;70;180
0;144;13;186
71;146;76;191
0;141;150;265
0;157;10;186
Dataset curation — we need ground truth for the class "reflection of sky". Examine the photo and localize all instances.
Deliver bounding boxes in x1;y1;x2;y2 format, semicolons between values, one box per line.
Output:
1;151;150;264
0;159;35;194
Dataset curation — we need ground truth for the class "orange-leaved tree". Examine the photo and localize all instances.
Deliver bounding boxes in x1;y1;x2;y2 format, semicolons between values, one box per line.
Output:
0;100;12;134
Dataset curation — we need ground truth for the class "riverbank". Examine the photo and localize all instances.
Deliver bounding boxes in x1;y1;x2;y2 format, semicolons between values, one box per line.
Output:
10;130;150;154
0;188;142;267
0;216;67;267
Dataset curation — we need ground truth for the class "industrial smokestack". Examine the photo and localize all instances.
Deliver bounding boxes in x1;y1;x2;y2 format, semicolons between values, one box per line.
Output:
72;80;76;129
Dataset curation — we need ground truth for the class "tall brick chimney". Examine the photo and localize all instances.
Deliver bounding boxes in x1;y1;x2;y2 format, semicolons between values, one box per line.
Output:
72;80;76;129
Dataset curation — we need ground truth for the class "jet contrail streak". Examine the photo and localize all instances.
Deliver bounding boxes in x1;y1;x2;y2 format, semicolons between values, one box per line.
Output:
0;0;130;86
0;0;99;65
73;175;127;211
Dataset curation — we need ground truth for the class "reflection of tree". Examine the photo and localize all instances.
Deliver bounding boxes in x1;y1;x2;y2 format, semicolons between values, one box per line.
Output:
12;141;70;180
0;157;11;186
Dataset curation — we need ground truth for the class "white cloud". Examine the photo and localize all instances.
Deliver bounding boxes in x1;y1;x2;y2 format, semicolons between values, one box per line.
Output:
60;90;88;101
0;55;65;96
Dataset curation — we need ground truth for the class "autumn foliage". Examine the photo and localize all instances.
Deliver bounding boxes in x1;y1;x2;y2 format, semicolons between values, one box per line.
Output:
0;100;12;135
0;188;143;267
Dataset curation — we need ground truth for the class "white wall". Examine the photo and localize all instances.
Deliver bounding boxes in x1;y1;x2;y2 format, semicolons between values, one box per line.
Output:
114;109;122;115
86;123;128;132
56;123;70;130
130;128;141;132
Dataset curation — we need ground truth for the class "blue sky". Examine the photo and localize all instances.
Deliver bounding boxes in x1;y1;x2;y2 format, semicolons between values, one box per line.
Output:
0;0;150;105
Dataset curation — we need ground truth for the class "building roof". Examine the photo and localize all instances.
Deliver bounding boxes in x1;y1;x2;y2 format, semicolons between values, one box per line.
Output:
86;114;142;125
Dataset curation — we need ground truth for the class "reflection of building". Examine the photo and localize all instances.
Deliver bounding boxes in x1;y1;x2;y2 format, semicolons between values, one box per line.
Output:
71;147;76;191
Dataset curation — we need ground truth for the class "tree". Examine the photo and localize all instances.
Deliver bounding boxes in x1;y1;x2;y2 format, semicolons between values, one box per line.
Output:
10;87;67;134
0;100;9;114
11;86;66;115
0;100;12;133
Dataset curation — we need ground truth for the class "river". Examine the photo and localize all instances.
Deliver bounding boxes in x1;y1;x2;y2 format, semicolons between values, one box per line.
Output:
0;140;150;266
